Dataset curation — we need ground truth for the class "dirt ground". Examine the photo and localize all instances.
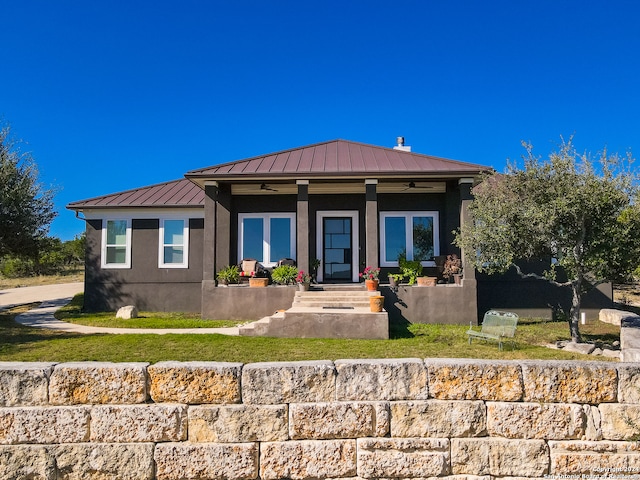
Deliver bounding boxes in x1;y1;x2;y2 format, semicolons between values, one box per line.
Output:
614;282;640;309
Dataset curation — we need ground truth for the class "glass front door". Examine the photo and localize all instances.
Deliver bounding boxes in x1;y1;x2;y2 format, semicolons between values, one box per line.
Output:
323;217;352;282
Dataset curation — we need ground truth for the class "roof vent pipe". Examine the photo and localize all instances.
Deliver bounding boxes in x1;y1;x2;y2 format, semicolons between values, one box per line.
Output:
393;136;411;152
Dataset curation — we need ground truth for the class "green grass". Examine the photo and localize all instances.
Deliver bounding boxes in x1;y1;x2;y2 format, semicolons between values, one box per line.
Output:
54;295;242;329
0;300;621;363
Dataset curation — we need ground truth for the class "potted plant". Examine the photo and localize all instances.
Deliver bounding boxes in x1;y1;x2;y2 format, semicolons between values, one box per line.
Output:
296;270;312;291
398;254;423;285
360;266;381;291
216;265;240;286
310;258;321;282
244;267;269;287
271;265;298;285
443;254;462;285
388;273;404;288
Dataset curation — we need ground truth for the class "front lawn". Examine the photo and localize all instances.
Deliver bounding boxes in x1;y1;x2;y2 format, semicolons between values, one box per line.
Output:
0;300;621;363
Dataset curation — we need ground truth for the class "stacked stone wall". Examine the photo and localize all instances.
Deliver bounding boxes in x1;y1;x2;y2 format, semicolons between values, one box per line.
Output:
1;358;639;479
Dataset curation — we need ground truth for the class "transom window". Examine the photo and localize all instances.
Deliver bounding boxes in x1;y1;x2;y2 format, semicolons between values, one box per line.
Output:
238;213;296;267
380;211;440;267
159;219;189;268
102;219;131;268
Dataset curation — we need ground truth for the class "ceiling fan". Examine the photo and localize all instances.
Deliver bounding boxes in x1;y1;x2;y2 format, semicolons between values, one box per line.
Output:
403;181;435;191
260;183;278;192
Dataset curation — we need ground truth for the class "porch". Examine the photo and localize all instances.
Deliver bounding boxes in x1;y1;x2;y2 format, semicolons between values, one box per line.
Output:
200;278;479;329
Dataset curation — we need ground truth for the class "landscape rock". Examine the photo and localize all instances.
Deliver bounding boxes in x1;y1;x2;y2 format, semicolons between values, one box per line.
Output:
90;404;187;442
189;404;288;442
155;442;258;480
148;361;242;404
521;361;617;404
0;362;54;406
0;406;90;444
49;362;148;405
390;400;486;438
451;437;549;477
357;437;450;478
116;305;138;319
486;401;585;439
618;364;640;404
427;358;522;401
0;445;55;479
335;358;428;401
260;440;356;479
289;402;387;440
242;361;336;404
52;443;155;480
599;403;640;441
561;342;596;355
549;440;640;475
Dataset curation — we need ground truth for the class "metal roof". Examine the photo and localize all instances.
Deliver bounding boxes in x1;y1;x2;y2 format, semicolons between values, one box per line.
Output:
185;139;488;180
67;178;205;210
68;139;490;210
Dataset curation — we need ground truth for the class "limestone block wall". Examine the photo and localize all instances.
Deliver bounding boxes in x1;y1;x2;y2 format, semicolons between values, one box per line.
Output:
1;359;640;479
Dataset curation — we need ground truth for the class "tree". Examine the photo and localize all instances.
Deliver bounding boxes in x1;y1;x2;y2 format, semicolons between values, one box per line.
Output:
455;138;640;342
0;123;56;259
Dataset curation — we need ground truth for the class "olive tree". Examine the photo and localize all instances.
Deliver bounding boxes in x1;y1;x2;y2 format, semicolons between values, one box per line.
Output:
0;124;56;259
455;138;640;342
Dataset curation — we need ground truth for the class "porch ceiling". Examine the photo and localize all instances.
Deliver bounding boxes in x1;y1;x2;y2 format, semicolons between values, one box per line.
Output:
231;181;447;195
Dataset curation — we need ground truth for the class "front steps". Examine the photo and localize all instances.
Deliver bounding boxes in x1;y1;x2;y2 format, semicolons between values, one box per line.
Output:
238;287;389;339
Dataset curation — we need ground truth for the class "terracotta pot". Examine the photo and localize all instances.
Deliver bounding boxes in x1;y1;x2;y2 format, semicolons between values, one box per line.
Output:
298;282;310;291
370;295;385;312
453;274;462;285
365;279;379;291
417;276;437;287
249;277;269;287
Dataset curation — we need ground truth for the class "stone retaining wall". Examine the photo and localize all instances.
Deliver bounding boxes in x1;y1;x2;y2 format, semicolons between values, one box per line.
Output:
1;359;639;479
600;308;640;362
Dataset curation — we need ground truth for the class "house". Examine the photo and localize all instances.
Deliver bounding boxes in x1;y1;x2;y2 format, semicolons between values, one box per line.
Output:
67;138;612;326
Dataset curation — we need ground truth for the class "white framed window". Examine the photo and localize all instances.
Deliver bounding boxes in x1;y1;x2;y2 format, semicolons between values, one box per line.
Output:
380;211;440;267
101;219;132;269
238;213;296;267
159;218;189;268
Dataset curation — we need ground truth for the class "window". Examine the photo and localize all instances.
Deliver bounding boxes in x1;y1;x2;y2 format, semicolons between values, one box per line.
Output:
159;219;189;268
238;213;295;267
102;219;131;268
380;211;440;267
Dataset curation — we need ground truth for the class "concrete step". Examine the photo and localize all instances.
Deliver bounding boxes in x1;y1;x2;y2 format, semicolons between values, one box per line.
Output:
293;290;380;308
239;312;285;337
239;287;389;339
239;307;388;339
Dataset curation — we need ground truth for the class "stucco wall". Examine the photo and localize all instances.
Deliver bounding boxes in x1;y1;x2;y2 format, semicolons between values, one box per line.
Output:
83;218;204;312
1;359;638;479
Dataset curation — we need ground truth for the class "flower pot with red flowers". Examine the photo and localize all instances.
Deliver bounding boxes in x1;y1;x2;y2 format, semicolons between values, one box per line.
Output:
296;270;312;291
360;266;380;291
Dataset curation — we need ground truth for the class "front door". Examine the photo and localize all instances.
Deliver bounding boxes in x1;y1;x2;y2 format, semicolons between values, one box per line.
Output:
317;211;359;283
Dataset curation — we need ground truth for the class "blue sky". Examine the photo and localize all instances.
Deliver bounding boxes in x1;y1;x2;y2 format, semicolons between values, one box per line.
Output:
2;1;639;240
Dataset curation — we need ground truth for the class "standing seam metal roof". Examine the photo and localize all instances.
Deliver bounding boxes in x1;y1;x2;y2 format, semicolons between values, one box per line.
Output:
185;139;488;177
67;178;205;209
67;139;490;210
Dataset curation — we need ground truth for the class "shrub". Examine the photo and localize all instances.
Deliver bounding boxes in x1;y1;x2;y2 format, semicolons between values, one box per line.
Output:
271;265;298;285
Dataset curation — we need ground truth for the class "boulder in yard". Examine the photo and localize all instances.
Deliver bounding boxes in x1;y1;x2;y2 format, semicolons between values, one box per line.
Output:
116;305;138;319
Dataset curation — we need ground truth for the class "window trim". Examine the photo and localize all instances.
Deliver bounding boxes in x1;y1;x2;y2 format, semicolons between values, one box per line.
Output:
158;218;190;268
379;211;440;267
238;212;296;267
101;218;132;269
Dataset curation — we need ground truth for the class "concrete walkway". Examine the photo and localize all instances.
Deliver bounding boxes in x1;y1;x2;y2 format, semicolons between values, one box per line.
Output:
1;283;238;335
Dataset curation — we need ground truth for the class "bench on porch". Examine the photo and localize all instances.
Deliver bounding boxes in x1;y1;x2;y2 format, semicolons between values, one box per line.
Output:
467;310;519;350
